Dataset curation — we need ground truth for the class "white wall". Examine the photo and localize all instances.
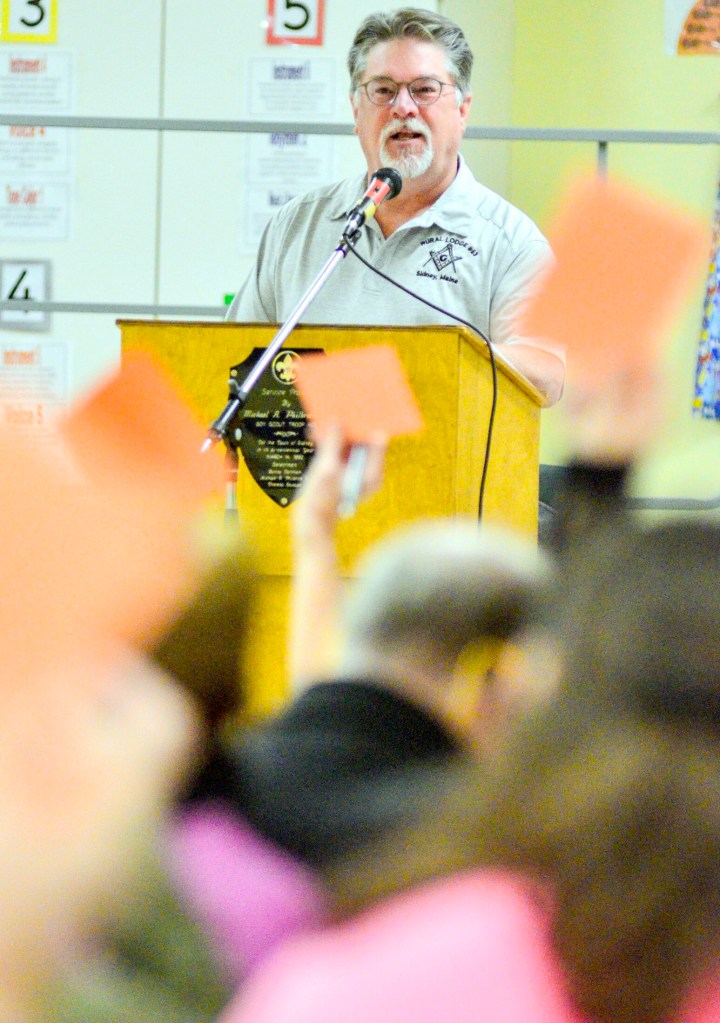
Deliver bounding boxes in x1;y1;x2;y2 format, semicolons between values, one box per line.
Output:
5;0;491;404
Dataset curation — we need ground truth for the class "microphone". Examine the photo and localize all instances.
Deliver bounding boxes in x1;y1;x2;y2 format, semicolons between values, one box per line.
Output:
343;167;402;241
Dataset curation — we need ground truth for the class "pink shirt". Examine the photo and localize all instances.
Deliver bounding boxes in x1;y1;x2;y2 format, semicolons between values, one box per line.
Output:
166;803;326;983
221;870;581;1023
221;868;720;1023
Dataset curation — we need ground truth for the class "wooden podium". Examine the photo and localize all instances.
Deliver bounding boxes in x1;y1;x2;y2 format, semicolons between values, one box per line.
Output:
118;320;544;716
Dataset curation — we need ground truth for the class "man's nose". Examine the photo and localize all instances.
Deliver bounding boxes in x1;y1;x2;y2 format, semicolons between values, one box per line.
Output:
391;83;419;116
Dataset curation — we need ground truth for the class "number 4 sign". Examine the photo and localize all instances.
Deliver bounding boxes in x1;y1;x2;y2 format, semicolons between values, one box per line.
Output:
0;260;51;331
267;0;324;46
1;0;57;43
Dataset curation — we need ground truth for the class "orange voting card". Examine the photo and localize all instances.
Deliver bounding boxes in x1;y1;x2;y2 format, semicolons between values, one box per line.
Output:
0;354;231;851
292;344;424;444
63;349;223;508
516;173;710;384
59;352;227;648
0;351;226;685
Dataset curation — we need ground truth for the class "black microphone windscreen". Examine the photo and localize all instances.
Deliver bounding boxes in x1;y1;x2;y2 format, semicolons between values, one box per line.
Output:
374;167;403;199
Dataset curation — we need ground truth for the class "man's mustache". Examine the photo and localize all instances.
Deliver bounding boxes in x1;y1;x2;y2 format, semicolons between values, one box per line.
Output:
379;118;431;145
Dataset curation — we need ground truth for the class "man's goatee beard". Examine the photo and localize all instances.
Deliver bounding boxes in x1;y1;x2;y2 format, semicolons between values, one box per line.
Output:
378;142;434;180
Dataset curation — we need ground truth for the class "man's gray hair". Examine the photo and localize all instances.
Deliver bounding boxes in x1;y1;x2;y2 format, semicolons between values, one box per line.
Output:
347;7;474;99
341;519;547;670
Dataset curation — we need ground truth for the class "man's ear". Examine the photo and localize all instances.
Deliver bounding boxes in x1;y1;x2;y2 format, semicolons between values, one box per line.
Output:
350;91;360;133
443;638;505;746
458;91;472;134
491;632;563;729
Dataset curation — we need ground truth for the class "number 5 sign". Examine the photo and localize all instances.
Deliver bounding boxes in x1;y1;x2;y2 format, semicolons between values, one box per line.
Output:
267;0;324;46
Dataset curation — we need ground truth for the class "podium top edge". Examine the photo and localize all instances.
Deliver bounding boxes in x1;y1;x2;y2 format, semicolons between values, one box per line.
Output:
116;319;546;406
117;320;480;332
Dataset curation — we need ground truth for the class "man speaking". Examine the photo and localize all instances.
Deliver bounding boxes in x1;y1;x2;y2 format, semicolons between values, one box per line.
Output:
227;7;564;406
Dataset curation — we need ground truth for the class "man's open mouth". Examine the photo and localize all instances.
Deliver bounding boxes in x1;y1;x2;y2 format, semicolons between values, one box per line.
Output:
389;129;426;142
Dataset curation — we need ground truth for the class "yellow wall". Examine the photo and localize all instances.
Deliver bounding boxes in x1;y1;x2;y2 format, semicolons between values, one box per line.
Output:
510;1;720;500
444;0;516;195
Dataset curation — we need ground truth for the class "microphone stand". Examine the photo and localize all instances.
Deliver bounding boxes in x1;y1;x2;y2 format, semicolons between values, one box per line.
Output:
204;167;402;523
203;229;358;523
203;237;351;450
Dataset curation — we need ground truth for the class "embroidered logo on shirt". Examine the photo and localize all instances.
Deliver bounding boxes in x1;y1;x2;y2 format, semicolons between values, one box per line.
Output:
416;236;478;285
425;242;463;274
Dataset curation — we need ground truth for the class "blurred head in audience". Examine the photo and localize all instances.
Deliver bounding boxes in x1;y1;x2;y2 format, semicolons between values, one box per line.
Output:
0;353;242;1019
337;517;555;756
332;516;720;1023
149;511;255;738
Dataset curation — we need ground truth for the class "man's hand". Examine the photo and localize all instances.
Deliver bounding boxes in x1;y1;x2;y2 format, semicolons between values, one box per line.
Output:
288;427;386;691
498;342;566;407
293;426;386;547
562;365;666;466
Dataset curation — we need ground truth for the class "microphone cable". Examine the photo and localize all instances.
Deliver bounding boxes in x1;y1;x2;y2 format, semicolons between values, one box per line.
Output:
343;233;497;522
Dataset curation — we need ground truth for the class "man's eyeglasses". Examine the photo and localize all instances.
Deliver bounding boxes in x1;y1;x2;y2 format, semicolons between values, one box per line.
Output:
359;76;456;107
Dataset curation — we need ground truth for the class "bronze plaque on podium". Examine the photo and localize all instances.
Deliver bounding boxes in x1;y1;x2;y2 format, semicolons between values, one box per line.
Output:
230;347;320;507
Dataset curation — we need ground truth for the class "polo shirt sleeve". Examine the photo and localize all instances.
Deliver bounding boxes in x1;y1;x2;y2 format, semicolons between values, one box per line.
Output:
226;206;291;323
490;237;566;366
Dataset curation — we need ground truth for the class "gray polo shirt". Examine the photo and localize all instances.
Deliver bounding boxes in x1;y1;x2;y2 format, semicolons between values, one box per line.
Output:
227;157;552;350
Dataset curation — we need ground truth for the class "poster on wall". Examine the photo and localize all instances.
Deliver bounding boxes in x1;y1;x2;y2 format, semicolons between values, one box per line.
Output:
0;339;69;446
240;56;339;253
0;176;70;241
247;55;336;119
0;124;70;177
239;132;337;253
0;49;73;114
665;0;720;55
0;47;74;241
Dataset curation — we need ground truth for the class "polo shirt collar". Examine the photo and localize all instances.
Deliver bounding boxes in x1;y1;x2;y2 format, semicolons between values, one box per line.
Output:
329;174;374;222
327;157;475;237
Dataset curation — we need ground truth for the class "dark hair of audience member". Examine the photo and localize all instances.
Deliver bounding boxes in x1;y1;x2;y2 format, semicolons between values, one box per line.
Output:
150;528;256;736
326;517;720;1023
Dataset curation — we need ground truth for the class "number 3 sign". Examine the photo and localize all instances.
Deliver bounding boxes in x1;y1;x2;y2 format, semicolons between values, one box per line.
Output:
1;0;57;43
267;0;324;46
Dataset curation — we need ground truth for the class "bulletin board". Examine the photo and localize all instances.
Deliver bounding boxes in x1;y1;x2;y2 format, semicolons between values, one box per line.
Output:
0;0;437;411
